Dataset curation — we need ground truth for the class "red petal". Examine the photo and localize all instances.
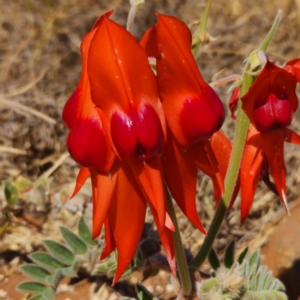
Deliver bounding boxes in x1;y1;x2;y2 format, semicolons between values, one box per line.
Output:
242;60;298;128
87;13;165;131
211;131;239;208
163;130;206;234
100;217;116;260
240;127;263;222
107;163;147;284
229;87;240;120
90;168;118;239
66;111;115;172
284;58;300;82
141;14;224;146
71;167;90;198
189;140;224;204
260;130;289;212
284;128;300;145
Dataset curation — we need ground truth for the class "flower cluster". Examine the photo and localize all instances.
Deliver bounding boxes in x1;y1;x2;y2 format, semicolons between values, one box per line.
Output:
62;11;230;283
231;59;300;221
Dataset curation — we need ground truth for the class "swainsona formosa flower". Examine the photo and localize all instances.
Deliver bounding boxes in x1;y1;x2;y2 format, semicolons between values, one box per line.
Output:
141;14;231;232
63;11;175;284
240;59;300;221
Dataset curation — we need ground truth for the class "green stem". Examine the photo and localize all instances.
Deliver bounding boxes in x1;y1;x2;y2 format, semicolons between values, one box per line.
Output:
192;0;213;56
191;10;282;269
166;190;192;296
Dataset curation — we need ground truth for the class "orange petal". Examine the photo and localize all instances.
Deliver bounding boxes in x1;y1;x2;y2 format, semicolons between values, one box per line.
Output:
100;217;116;260
71;167;90;198
284;128;300;145
107;163;147;285
211;131;239;208
163;130;206;234
87;12;165;131
260;130;289;213
90;168;118;239
240;127;263;222
189;140;224;205
129;156;167;232
141;14;224;146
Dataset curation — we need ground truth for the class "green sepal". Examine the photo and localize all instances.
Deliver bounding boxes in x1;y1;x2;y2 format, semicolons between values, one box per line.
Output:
224;240;235;269
208;248;220;270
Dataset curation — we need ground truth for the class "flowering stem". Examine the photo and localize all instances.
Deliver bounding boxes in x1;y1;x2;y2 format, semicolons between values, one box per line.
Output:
192;0;213;56
190;10;282;270
166;189;192;296
126;0;144;36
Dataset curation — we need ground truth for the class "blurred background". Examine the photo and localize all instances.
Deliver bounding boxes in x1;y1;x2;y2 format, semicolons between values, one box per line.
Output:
1;0;300;299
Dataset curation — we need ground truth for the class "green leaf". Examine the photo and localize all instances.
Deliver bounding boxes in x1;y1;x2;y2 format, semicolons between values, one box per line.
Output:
208;248;220;270
4;181;18;205
17;281;48;295
78;216;98;246
61;261;80;277
43;240;75;265
136;283;159;300
59;226;88;255
46;269;64;287
238;247;249;264
29;252;65;272
224;240;235;269
42;287;55;299
19;264;51;283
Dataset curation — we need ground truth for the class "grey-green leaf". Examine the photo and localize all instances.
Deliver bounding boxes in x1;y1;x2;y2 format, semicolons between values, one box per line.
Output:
4;181;18;205
59;226;88;255
43;240;75;265
17;281;48;295
136;283;159;300
28;296;44;300
46;269;64;287
19;264;51;283
29;252;65;272
208;248;220;270
224;240;235;269
78;216;98;246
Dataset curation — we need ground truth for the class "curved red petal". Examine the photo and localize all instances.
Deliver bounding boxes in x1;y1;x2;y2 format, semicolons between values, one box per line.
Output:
210;131;239;208
242;60;298;128
284;128;300;145
260;131;288;212
91;168;117;239
107;163;147;285
71;167;90;198
284;58;300;82
189;140;224;204
87;13;164;123
129;156;167;232
163;130;206;234
141;14;224;146
240;127;263;222
66;111;115;172
100;217;116;260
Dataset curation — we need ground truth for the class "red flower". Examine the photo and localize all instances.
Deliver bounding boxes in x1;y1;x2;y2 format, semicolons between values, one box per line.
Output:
141;14;229;233
63;11;175;284
240;60;300;221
